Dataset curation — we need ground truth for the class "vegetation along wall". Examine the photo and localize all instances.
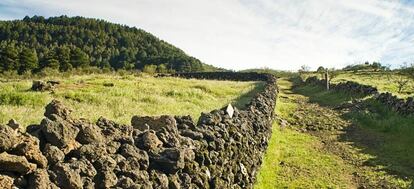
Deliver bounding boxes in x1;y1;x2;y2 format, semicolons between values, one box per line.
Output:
0;72;278;189
305;76;414;115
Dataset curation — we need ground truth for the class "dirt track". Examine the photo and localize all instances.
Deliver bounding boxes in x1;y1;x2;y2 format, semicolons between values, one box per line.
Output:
274;78;411;188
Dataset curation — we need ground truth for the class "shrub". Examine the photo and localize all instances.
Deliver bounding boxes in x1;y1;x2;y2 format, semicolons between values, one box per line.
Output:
143;65;157;74
0;91;46;106
38;67;60;77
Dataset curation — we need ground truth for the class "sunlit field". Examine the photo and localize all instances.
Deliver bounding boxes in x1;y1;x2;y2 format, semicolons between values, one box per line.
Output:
0;74;263;127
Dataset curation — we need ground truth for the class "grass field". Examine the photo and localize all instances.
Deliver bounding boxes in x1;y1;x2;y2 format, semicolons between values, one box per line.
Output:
305;71;414;98
0;74;263;127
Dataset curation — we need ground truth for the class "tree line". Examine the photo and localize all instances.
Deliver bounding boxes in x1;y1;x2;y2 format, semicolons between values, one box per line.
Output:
0;15;217;74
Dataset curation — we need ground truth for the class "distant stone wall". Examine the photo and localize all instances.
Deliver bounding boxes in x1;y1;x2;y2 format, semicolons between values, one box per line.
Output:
170;72;276;82
304;76;414;115
0;72;278;189
376;93;414;115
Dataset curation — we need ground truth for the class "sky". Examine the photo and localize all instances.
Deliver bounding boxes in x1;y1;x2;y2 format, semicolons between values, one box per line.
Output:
1;0;414;71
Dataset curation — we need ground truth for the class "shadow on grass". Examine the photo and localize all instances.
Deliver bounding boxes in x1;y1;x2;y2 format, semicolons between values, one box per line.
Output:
232;81;266;110
291;78;414;188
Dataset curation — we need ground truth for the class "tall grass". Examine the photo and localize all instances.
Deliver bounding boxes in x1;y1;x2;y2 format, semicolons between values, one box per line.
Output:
0;74;262;126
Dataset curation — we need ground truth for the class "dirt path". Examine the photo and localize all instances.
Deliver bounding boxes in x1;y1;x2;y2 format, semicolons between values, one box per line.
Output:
256;78;412;188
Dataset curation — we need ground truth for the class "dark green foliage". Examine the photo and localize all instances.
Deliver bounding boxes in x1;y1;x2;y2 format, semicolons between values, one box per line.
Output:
55;46;72;71
157;64;168;73
401;64;414;79
343;61;386;71
41;50;60;70
143;64;157;74
0;15;216;74
316;66;325;72
241;68;298;78
70;48;90;68
18;47;38;74
0;45;19;72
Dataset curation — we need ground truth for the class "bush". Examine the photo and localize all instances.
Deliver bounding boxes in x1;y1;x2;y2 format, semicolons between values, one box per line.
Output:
0;91;46;106
157;64;168;73
143;65;157;74
38;68;60;77
0;71;19;79
70;66;102;75
117;69;128;76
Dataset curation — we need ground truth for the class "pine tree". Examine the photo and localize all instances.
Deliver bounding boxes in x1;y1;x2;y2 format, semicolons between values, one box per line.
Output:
42;50;60;70
18;47;38;74
70;48;90;68
0;45;19;72
0;16;213;74
56;46;72;71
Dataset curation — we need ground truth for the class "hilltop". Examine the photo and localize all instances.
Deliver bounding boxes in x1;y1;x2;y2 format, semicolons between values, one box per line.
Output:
0;15;217;74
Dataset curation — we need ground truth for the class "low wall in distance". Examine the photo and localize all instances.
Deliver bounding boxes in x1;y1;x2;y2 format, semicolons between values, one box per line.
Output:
304;76;414;115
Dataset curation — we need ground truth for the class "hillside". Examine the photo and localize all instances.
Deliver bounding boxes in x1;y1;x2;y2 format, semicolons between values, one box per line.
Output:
0;15;217;74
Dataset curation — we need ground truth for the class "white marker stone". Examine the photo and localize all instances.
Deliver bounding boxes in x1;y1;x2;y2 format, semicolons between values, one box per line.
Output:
226;104;234;118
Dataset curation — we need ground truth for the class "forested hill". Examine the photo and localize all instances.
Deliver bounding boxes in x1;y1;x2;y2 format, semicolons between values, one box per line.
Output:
0;15;217;74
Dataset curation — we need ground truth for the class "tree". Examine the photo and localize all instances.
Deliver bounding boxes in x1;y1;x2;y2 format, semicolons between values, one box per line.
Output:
394;64;412;93
18;47;38;74
316;66;326;78
56;46;72;72
0;15;215;74
328;68;339;82
298;65;310;79
402;63;414;79
372;62;384;71
41;50;60;70
70;48;90;68
299;65;310;72
0;45;19;72
395;75;409;93
316;66;325;72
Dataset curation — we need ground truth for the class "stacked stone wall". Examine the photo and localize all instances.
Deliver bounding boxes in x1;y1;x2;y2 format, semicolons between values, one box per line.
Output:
0;72;278;189
304;76;414;115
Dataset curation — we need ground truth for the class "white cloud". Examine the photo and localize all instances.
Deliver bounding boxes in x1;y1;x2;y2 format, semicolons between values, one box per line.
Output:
1;0;414;70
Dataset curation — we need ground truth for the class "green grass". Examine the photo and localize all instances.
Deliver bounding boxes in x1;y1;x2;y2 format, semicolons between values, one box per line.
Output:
304;71;414;98
294;82;414;184
255;79;355;189
333;72;413;98
256;127;354;188
344;99;414;178
294;83;365;106
256;78;413;188
0;74;263;127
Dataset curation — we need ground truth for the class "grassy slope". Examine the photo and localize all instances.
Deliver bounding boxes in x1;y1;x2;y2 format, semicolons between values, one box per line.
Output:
255;79;355;188
0;74;263;126
333;72;413;98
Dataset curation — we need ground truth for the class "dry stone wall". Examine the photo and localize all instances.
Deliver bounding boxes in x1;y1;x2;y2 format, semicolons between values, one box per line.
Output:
0;72;278;189
305;76;414;115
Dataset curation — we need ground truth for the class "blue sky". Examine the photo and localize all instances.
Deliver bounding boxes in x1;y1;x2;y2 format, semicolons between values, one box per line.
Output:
1;0;414;71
